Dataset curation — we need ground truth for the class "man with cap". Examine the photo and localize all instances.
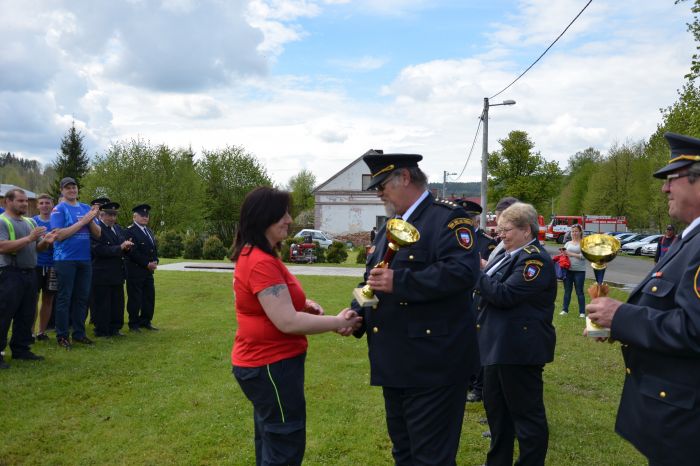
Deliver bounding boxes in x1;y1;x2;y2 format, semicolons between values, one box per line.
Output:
50;177;101;349
654;224;676;263
0;188;57;368
91;202;133;337
587;132;700;464
125;204;159;331
345;150;480;465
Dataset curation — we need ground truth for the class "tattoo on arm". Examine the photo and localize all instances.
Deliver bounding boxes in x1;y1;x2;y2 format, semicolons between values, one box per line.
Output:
259;284;287;298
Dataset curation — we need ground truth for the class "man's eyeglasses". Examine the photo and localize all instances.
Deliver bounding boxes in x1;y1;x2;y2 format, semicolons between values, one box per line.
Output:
377;176;393;192
664;172;690;185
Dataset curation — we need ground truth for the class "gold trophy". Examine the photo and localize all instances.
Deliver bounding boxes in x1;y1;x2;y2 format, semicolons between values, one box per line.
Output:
581;234;621;338
353;219;420;308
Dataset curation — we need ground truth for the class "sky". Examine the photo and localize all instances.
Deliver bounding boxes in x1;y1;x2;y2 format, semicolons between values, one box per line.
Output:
0;0;695;187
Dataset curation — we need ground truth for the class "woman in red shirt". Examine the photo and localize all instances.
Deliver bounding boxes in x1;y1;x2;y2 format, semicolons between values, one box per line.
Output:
231;187;361;466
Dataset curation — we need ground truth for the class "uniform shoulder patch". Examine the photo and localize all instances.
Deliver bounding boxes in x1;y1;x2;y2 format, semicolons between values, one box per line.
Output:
694;266;700;299
487;244;496;251
434;198;459;209
523;245;541;254
455;227;474;250
448;217;472;229
523;261;542;281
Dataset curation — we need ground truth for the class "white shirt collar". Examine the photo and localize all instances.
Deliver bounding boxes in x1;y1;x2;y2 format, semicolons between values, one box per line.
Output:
681;215;700;238
401;190;430;222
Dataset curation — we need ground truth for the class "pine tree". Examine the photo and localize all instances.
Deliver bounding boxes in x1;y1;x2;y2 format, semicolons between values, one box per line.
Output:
51;121;90;199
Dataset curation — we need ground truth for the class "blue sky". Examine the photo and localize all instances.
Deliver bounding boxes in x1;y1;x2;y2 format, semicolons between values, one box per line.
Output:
0;0;695;186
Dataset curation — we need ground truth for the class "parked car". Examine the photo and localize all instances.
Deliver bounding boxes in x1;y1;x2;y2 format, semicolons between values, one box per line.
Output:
294;229;334;249
640;242;658;257
621;235;662;255
619;233;647;246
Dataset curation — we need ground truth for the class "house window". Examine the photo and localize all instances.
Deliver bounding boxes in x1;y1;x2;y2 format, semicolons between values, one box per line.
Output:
376;215;387;229
362;174;372;191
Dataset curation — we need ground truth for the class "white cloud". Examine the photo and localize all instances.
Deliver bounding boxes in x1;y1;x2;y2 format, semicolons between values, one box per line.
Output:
329;55;388;71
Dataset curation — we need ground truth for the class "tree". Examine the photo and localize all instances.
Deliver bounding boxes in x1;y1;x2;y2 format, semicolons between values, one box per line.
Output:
487;130;562;215
51;121;90;198
81;139;205;233
196;146;272;246
555;148;602;215
677;0;700;81
287;169;316;219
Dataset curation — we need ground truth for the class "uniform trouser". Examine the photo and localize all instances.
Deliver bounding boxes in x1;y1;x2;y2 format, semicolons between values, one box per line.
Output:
92;283;125;336
483;364;548;466
233;353;306;466
0;267;37;356
126;272;155;328
55;260;92;339
382;378;469;466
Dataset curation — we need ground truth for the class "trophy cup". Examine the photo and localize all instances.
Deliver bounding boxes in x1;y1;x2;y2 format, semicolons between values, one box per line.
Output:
353;219;420;308
580;234;621;338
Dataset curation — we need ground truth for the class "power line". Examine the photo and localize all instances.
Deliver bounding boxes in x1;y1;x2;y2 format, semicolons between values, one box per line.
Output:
454;116;483;181
489;0;593;100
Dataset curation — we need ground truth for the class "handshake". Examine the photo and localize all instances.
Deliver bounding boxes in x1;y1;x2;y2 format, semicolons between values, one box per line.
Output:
301;299;362;336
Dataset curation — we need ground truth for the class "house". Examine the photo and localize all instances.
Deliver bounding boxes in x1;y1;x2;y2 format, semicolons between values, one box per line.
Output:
313;150;388;236
0;184;38;215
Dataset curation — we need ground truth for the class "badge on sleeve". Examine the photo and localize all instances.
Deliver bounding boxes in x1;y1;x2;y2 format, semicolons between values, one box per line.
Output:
455;227;474;250
694;266;700;299
523;260;542;281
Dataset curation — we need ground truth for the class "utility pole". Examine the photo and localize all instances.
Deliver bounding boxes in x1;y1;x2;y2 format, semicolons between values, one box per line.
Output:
443;170;456;198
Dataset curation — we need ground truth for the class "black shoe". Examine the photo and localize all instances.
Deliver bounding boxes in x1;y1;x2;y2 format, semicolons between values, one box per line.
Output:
13;352;45;361
36;333;50;341
129;326;141;333
0;358;9;369
73;336;95;345
142;324;159;331
57;336;72;350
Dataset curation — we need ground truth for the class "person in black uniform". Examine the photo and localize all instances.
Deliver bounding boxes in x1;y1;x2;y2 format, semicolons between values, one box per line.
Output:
454;199;497;404
476;202;556;466
91;202;133;337
125;204;159;332
347;152;480;465
587;132;700;465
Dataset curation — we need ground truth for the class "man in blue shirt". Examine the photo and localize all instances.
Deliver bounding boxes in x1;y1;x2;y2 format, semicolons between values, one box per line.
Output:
33;194;57;341
50;177;100;349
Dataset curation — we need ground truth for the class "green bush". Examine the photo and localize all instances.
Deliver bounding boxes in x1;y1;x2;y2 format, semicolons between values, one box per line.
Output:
202;235;228;260
183;234;203;259
157;230;184;258
355;246;367;264
325;241;348;263
314;241;326;263
280;237;298;262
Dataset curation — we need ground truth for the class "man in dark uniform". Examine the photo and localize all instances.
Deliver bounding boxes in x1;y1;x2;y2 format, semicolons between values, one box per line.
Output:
91;202;133;337
125;204;159;332
587;132;700;465
348;152;480;465
454;199;497;404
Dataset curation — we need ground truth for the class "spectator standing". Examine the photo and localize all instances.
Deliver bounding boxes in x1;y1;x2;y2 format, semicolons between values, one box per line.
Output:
654;224;676;263
33;194;57;340
91;202;133;337
0;188;57;368
125;204;159;331
51;177;101;349
560;224;587;318
370;226;377;243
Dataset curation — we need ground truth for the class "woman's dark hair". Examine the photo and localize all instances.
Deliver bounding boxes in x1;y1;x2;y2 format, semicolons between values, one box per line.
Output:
230;187;292;261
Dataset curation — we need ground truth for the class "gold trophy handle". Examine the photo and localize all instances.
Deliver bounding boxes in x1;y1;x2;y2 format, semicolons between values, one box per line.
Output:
586;282;610;337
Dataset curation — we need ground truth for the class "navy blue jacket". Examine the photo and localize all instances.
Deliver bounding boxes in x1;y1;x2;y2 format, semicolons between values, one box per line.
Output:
475;241;557;366
91;221;128;286
353;194;481;388
125;223;158;277
611;223;700;464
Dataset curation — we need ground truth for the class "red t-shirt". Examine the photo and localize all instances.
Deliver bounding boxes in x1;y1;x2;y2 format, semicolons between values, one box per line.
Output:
231;246;308;367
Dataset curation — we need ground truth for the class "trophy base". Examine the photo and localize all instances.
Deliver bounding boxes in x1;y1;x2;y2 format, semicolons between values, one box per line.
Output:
585;317;610;338
353;287;379;309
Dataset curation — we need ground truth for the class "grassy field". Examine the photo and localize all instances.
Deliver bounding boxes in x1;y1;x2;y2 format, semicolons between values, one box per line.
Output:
1;271;645;465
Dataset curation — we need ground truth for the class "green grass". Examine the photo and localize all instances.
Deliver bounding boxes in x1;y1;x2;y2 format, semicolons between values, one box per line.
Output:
1;272;644;465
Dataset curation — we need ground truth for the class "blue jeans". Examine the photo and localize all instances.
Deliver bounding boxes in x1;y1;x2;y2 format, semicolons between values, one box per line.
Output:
563;270;586;314
55;260;92;339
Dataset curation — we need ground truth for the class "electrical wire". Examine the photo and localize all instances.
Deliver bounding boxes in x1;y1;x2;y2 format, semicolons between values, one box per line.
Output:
489;0;593;100
454;115;483;181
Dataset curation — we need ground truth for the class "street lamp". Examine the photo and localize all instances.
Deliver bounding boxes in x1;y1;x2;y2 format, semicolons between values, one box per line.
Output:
480;97;516;229
443;170;457;198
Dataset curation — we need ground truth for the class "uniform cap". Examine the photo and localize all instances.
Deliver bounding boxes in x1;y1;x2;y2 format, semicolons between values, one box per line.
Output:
362;150;423;190
90;197;111;206
100;202;120;213
653;132;700;179
132;204;151;216
454;199;482;216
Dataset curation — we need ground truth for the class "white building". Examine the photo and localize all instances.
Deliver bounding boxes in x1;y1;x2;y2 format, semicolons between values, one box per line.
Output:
313;151;387;236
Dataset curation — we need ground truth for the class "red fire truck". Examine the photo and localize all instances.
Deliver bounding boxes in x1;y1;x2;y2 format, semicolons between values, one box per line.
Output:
545;215;628;243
